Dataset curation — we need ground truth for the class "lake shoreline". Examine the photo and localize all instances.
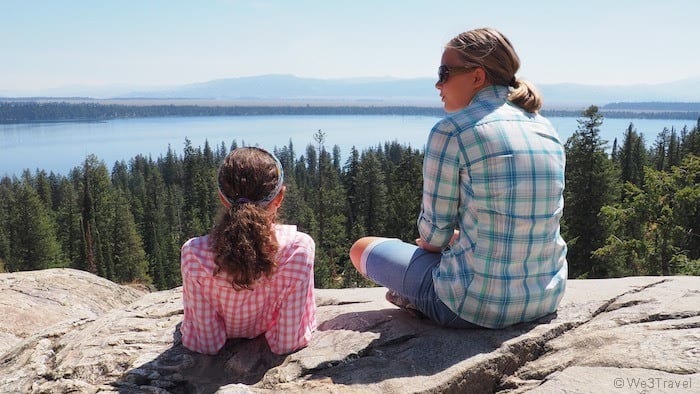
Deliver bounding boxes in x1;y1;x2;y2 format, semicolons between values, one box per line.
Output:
1;114;696;178
1;101;699;125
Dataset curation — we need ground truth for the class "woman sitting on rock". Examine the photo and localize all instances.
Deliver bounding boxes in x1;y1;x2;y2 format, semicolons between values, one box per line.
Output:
180;146;316;355
350;27;567;329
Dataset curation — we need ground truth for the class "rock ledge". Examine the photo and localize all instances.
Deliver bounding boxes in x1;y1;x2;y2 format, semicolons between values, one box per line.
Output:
0;269;697;393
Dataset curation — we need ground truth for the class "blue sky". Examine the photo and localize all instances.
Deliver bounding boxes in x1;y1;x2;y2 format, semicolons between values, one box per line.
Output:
2;0;698;93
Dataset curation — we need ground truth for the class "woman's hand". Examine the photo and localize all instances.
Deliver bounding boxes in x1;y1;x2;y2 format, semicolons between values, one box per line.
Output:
415;238;442;252
450;229;460;245
416;229;459;252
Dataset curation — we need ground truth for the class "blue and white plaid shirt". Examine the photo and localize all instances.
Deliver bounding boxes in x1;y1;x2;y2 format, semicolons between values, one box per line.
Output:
418;85;568;328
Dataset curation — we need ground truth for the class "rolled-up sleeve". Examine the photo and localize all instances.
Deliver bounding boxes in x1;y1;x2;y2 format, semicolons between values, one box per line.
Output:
418;121;461;248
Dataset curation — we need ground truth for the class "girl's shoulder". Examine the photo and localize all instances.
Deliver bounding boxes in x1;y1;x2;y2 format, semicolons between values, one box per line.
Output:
180;235;217;277
274;224;315;278
274;224;314;250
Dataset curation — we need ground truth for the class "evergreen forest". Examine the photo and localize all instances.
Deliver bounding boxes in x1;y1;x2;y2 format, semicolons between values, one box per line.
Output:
0;106;698;289
1;101;698;123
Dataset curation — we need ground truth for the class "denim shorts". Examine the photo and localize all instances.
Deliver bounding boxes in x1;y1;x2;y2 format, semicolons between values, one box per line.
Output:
361;238;480;329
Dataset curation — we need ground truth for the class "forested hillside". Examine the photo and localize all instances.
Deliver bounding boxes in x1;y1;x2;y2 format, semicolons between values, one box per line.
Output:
0;107;698;289
1;101;699;123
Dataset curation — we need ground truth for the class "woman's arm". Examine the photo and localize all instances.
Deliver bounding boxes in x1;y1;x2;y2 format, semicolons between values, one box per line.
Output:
416;229;459;252
417;123;461;250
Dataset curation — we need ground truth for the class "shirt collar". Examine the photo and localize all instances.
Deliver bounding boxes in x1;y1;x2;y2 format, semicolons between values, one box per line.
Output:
471;85;511;105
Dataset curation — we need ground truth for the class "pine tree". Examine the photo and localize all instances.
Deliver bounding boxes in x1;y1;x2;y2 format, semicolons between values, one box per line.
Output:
161;145;183;186
8;179;64;271
652;128;669;171
596;122;653;276
666;127;681;169
203;139;215;168
387;146;423;241
667;155;700;273
78;155;116;279
80;159;98;274
342;146;361;236
610;138;619;162
33;170;53;208
111;189;151;284
163;183;186;287
274;139;297;179
356;150;388;236
310;130;349;288
215;141;228;164
618;123;646;187
55;177;83;269
562;106;619;278
182;138;216;237
142;163;177;289
0;177;14;272
111;160;130;193
679;120;700;157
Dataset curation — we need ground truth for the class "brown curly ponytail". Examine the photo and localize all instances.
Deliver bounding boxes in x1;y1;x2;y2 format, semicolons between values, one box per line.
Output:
210;147;284;290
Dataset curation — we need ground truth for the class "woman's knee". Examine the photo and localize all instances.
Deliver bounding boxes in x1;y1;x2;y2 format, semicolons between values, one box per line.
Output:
349;236;384;275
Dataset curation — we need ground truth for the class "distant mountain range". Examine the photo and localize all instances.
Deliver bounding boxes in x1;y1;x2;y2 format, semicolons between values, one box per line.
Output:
3;74;700;109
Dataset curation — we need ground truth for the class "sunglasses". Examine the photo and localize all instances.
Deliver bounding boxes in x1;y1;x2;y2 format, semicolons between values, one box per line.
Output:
438;65;477;84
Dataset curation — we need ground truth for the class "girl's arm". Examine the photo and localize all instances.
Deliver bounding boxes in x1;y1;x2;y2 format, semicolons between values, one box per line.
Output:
180;244;226;355
265;237;316;355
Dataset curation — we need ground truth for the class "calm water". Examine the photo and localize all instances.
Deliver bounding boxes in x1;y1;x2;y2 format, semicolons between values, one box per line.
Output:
0;115;695;177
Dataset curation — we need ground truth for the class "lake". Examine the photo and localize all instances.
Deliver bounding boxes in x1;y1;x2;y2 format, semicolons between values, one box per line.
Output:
0;115;695;177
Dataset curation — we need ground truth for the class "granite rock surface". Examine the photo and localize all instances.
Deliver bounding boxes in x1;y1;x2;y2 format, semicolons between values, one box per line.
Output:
0;269;697;393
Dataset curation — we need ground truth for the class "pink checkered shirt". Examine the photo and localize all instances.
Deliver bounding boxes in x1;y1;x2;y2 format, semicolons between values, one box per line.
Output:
180;224;316;355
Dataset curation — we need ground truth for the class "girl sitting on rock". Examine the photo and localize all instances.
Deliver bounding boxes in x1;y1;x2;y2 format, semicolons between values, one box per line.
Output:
180;146;316;355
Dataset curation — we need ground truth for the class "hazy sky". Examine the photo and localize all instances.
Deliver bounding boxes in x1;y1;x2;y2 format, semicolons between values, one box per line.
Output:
2;0;698;93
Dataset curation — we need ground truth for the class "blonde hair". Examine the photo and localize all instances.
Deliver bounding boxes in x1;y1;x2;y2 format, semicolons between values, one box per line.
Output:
446;27;542;113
